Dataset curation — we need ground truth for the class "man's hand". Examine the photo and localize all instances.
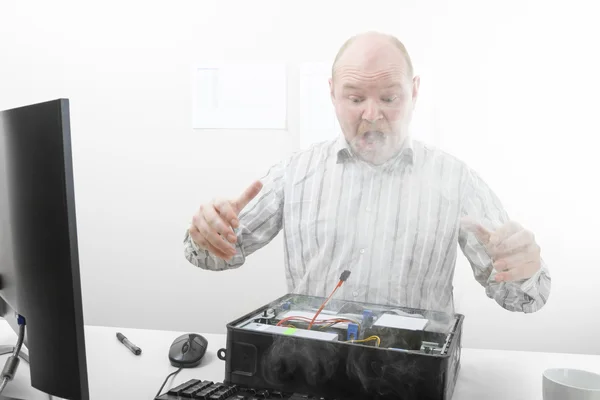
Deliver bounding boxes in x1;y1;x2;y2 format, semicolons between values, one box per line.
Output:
189;180;263;261
461;217;541;283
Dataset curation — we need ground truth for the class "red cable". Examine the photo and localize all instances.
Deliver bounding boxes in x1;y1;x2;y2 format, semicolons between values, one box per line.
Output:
307;280;343;330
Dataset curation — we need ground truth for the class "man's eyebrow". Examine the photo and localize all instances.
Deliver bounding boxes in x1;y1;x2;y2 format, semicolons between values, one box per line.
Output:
384;83;403;89
342;83;360;90
341;82;403;90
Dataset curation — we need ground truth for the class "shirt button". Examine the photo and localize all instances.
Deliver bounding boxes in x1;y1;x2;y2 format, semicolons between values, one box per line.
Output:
352;291;359;297
366;207;371;212
360;249;365;254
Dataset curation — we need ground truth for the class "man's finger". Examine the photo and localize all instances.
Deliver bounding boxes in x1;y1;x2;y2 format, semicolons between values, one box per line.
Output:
205;240;235;261
203;204;236;239
190;228;229;259
492;249;533;271
495;258;541;282
460;217;492;245
232;180;263;214
189;224;206;249
197;212;237;255
494;264;531;282
495;270;518;282
196;205;236;254
492;221;522;246
493;229;535;255
215;200;240;236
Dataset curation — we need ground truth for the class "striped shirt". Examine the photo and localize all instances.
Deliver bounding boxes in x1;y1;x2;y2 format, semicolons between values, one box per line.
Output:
184;135;551;314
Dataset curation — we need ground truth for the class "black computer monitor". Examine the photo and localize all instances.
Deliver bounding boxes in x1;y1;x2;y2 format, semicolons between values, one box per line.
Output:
0;99;89;399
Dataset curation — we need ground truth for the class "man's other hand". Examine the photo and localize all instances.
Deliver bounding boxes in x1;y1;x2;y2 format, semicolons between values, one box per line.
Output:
189;180;263;261
461;217;541;282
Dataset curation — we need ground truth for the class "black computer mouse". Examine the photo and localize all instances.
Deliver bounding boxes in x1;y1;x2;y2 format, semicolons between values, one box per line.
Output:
168;333;208;368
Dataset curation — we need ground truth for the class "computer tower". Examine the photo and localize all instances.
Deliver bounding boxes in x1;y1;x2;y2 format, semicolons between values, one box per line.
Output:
217;293;463;400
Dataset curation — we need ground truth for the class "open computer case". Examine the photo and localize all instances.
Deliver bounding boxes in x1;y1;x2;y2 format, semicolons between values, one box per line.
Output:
217;293;463;400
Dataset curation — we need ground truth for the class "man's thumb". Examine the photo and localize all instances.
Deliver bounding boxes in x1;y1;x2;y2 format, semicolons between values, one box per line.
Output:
461;216;491;245
233;180;263;213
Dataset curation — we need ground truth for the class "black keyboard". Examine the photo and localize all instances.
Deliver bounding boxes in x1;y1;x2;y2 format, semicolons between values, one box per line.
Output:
155;378;330;400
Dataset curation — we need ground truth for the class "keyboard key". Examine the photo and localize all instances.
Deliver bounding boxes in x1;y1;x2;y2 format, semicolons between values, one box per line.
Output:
168;379;200;395
288;394;311;400
181;383;210;397
227;385;239;395
183;381;214;396
193;384;222;399
208;387;233;400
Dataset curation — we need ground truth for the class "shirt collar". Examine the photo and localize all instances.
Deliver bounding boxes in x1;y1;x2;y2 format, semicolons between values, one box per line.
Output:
334;134;416;167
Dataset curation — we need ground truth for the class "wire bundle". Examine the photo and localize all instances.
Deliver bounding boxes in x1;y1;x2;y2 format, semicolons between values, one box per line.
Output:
276;316;360;329
346;335;381;347
272;271;380;347
276;316;379;346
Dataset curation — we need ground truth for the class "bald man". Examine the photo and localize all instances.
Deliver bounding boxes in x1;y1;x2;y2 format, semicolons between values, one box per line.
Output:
184;32;551;314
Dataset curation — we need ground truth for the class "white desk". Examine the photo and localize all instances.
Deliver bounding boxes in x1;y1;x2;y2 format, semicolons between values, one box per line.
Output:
0;321;599;400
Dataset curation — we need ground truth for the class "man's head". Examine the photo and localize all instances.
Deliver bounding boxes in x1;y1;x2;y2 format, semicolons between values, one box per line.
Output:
330;31;420;165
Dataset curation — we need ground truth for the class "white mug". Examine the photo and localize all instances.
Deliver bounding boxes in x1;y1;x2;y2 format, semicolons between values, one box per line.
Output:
543;368;600;400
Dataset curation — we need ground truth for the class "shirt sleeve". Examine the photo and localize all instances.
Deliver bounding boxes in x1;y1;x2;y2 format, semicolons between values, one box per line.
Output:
184;160;286;271
458;167;551;313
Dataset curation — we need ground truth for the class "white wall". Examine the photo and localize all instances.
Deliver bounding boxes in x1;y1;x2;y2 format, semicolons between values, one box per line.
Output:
1;0;599;355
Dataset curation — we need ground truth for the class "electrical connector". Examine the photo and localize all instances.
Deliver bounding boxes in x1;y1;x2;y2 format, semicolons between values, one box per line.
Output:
347;323;359;341
340;270;351;282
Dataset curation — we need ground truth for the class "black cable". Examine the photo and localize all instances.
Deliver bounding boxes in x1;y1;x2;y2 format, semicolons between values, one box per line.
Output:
155;367;182;398
0;315;26;395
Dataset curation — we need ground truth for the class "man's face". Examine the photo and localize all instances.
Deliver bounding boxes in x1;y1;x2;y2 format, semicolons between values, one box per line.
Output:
330;40;420;165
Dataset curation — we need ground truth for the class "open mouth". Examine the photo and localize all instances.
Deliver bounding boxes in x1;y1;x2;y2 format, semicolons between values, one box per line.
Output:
361;131;385;146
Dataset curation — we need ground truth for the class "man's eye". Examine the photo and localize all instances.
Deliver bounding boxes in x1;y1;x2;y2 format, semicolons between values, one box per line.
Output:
382;96;397;103
349;96;363;103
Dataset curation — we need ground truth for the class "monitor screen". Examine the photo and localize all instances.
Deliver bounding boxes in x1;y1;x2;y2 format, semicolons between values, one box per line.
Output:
0;99;89;400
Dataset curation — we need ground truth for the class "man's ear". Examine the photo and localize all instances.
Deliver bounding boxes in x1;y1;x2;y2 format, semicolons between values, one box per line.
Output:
412;75;421;108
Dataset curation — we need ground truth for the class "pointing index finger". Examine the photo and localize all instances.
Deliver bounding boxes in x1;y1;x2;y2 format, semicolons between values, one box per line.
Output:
461;216;492;245
232;180;263;214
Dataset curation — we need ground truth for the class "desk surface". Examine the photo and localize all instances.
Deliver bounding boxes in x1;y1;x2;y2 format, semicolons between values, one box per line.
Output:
0;321;599;400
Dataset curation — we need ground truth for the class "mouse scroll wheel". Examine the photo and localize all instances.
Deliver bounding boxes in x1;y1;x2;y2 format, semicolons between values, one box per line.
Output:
182;342;190;353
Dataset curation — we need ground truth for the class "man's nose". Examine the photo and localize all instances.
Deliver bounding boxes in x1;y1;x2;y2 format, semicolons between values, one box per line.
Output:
362;99;382;123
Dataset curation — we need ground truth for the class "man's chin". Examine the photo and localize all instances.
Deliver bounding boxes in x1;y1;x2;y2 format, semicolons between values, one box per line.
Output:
355;149;393;165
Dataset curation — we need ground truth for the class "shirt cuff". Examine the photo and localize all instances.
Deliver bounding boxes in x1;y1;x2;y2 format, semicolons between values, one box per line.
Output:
190;236;206;254
519;264;543;294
